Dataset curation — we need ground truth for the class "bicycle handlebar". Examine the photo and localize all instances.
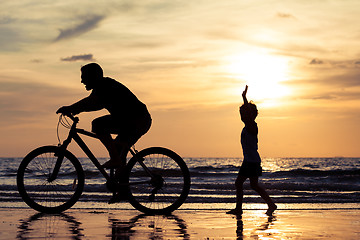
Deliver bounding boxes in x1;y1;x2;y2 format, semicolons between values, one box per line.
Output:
62;113;79;123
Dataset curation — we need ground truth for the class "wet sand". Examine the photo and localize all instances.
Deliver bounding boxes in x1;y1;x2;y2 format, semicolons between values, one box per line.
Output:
1;208;359;239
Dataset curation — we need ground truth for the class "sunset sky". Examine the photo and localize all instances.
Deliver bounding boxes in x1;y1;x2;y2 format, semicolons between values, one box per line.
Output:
1;0;360;158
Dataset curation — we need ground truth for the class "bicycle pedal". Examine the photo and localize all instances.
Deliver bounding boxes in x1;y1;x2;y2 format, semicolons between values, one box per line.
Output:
108;194;128;204
108;188;129;204
149;193;155;202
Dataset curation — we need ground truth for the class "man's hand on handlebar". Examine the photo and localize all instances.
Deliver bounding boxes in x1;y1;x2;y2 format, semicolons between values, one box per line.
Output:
56;106;73;116
56;107;79;122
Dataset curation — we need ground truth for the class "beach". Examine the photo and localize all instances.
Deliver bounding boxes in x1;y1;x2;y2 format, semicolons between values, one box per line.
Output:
2;157;359;239
1;207;359;239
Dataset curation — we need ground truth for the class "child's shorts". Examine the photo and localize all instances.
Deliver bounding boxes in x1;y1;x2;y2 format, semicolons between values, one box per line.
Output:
239;162;262;177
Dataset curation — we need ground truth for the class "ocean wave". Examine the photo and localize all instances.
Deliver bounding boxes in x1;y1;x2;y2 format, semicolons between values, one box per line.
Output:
268;169;360;177
3;157;360;205
190;165;238;171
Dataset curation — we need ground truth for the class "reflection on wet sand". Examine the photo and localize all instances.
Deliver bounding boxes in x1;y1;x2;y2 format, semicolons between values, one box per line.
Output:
16;211;189;240
236;214;277;239
108;214;189;240
17;212;83;239
236;216;244;239
6;209;359;239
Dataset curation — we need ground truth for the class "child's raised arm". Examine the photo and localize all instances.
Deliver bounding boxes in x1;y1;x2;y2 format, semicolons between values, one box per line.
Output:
240;85;256;128
242;85;249;105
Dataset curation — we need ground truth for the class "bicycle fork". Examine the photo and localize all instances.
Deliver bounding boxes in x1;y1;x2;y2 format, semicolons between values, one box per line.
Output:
47;147;65;182
48;134;73;183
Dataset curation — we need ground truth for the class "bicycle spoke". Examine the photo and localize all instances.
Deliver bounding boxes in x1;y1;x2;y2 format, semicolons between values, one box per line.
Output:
127;147;190;214
17;146;84;213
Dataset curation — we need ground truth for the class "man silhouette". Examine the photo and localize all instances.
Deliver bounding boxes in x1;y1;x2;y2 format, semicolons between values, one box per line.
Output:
57;63;151;169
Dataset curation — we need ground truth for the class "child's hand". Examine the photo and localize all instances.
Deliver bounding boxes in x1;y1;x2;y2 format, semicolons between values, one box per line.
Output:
242;85;248;98
242;85;249;105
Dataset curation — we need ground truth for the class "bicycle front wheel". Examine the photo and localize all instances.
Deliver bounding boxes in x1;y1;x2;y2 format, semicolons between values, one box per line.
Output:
17;146;84;213
127;147;190;214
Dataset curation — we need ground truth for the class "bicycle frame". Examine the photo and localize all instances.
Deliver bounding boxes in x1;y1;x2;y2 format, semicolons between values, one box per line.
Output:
49;115;154;184
18;113;190;215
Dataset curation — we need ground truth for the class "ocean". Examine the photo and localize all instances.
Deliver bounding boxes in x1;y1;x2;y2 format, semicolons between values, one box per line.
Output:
1;156;360;210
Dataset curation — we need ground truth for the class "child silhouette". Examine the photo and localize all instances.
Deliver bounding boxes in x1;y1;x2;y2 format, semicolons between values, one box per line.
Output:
227;85;277;216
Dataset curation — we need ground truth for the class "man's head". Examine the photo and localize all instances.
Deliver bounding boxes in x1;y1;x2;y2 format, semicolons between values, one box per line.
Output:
81;63;104;90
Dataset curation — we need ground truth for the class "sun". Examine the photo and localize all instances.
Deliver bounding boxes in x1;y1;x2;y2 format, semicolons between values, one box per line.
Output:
224;51;291;103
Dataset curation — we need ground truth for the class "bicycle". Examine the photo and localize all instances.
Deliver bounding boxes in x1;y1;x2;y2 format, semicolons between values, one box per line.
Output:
17;114;191;215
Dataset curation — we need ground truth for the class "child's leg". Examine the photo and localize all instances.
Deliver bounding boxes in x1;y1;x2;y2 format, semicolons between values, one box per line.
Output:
249;177;277;215
235;175;247;210
227;175;247;215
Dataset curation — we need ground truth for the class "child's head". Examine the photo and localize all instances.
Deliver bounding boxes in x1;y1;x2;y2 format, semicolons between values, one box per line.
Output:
240;101;258;122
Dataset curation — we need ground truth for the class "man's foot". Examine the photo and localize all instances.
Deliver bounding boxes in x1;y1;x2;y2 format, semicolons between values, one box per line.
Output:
102;159;122;169
108;192;128;204
226;209;243;216
266;204;277;216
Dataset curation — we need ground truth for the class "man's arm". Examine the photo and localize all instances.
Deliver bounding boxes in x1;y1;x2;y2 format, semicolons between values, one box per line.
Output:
57;92;103;115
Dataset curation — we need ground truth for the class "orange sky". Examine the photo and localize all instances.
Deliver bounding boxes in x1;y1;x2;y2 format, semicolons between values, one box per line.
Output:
1;1;360;157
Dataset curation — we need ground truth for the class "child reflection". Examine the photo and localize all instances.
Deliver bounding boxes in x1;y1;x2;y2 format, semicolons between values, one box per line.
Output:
236;216;244;239
235;214;277;239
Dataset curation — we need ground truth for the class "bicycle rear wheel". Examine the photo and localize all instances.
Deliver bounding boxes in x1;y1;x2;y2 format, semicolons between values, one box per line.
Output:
17;146;84;213
127;147;190;214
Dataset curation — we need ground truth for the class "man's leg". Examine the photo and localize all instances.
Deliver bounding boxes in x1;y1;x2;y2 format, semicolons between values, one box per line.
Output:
113;138;129;168
97;133;125;168
92;116;124;168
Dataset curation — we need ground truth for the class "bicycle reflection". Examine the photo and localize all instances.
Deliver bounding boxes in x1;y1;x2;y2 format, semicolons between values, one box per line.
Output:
16;211;189;240
108;214;190;240
17;212;83;240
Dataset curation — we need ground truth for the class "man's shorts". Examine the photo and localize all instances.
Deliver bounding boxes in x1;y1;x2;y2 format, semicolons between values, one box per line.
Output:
91;114;151;146
238;162;262;177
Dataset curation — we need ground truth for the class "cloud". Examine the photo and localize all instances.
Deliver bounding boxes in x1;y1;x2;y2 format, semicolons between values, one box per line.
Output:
304;94;336;100
327;72;360;88
30;59;43;63
0;80;81;125
298;88;360;102
0;27;22;51
310;58;324;64
0;16;15;24
54;15;105;42
276;12;296;19
61;54;95;62
289;70;360;89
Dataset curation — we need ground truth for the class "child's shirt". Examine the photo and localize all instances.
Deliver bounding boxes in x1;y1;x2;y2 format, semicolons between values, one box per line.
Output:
241;124;261;163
